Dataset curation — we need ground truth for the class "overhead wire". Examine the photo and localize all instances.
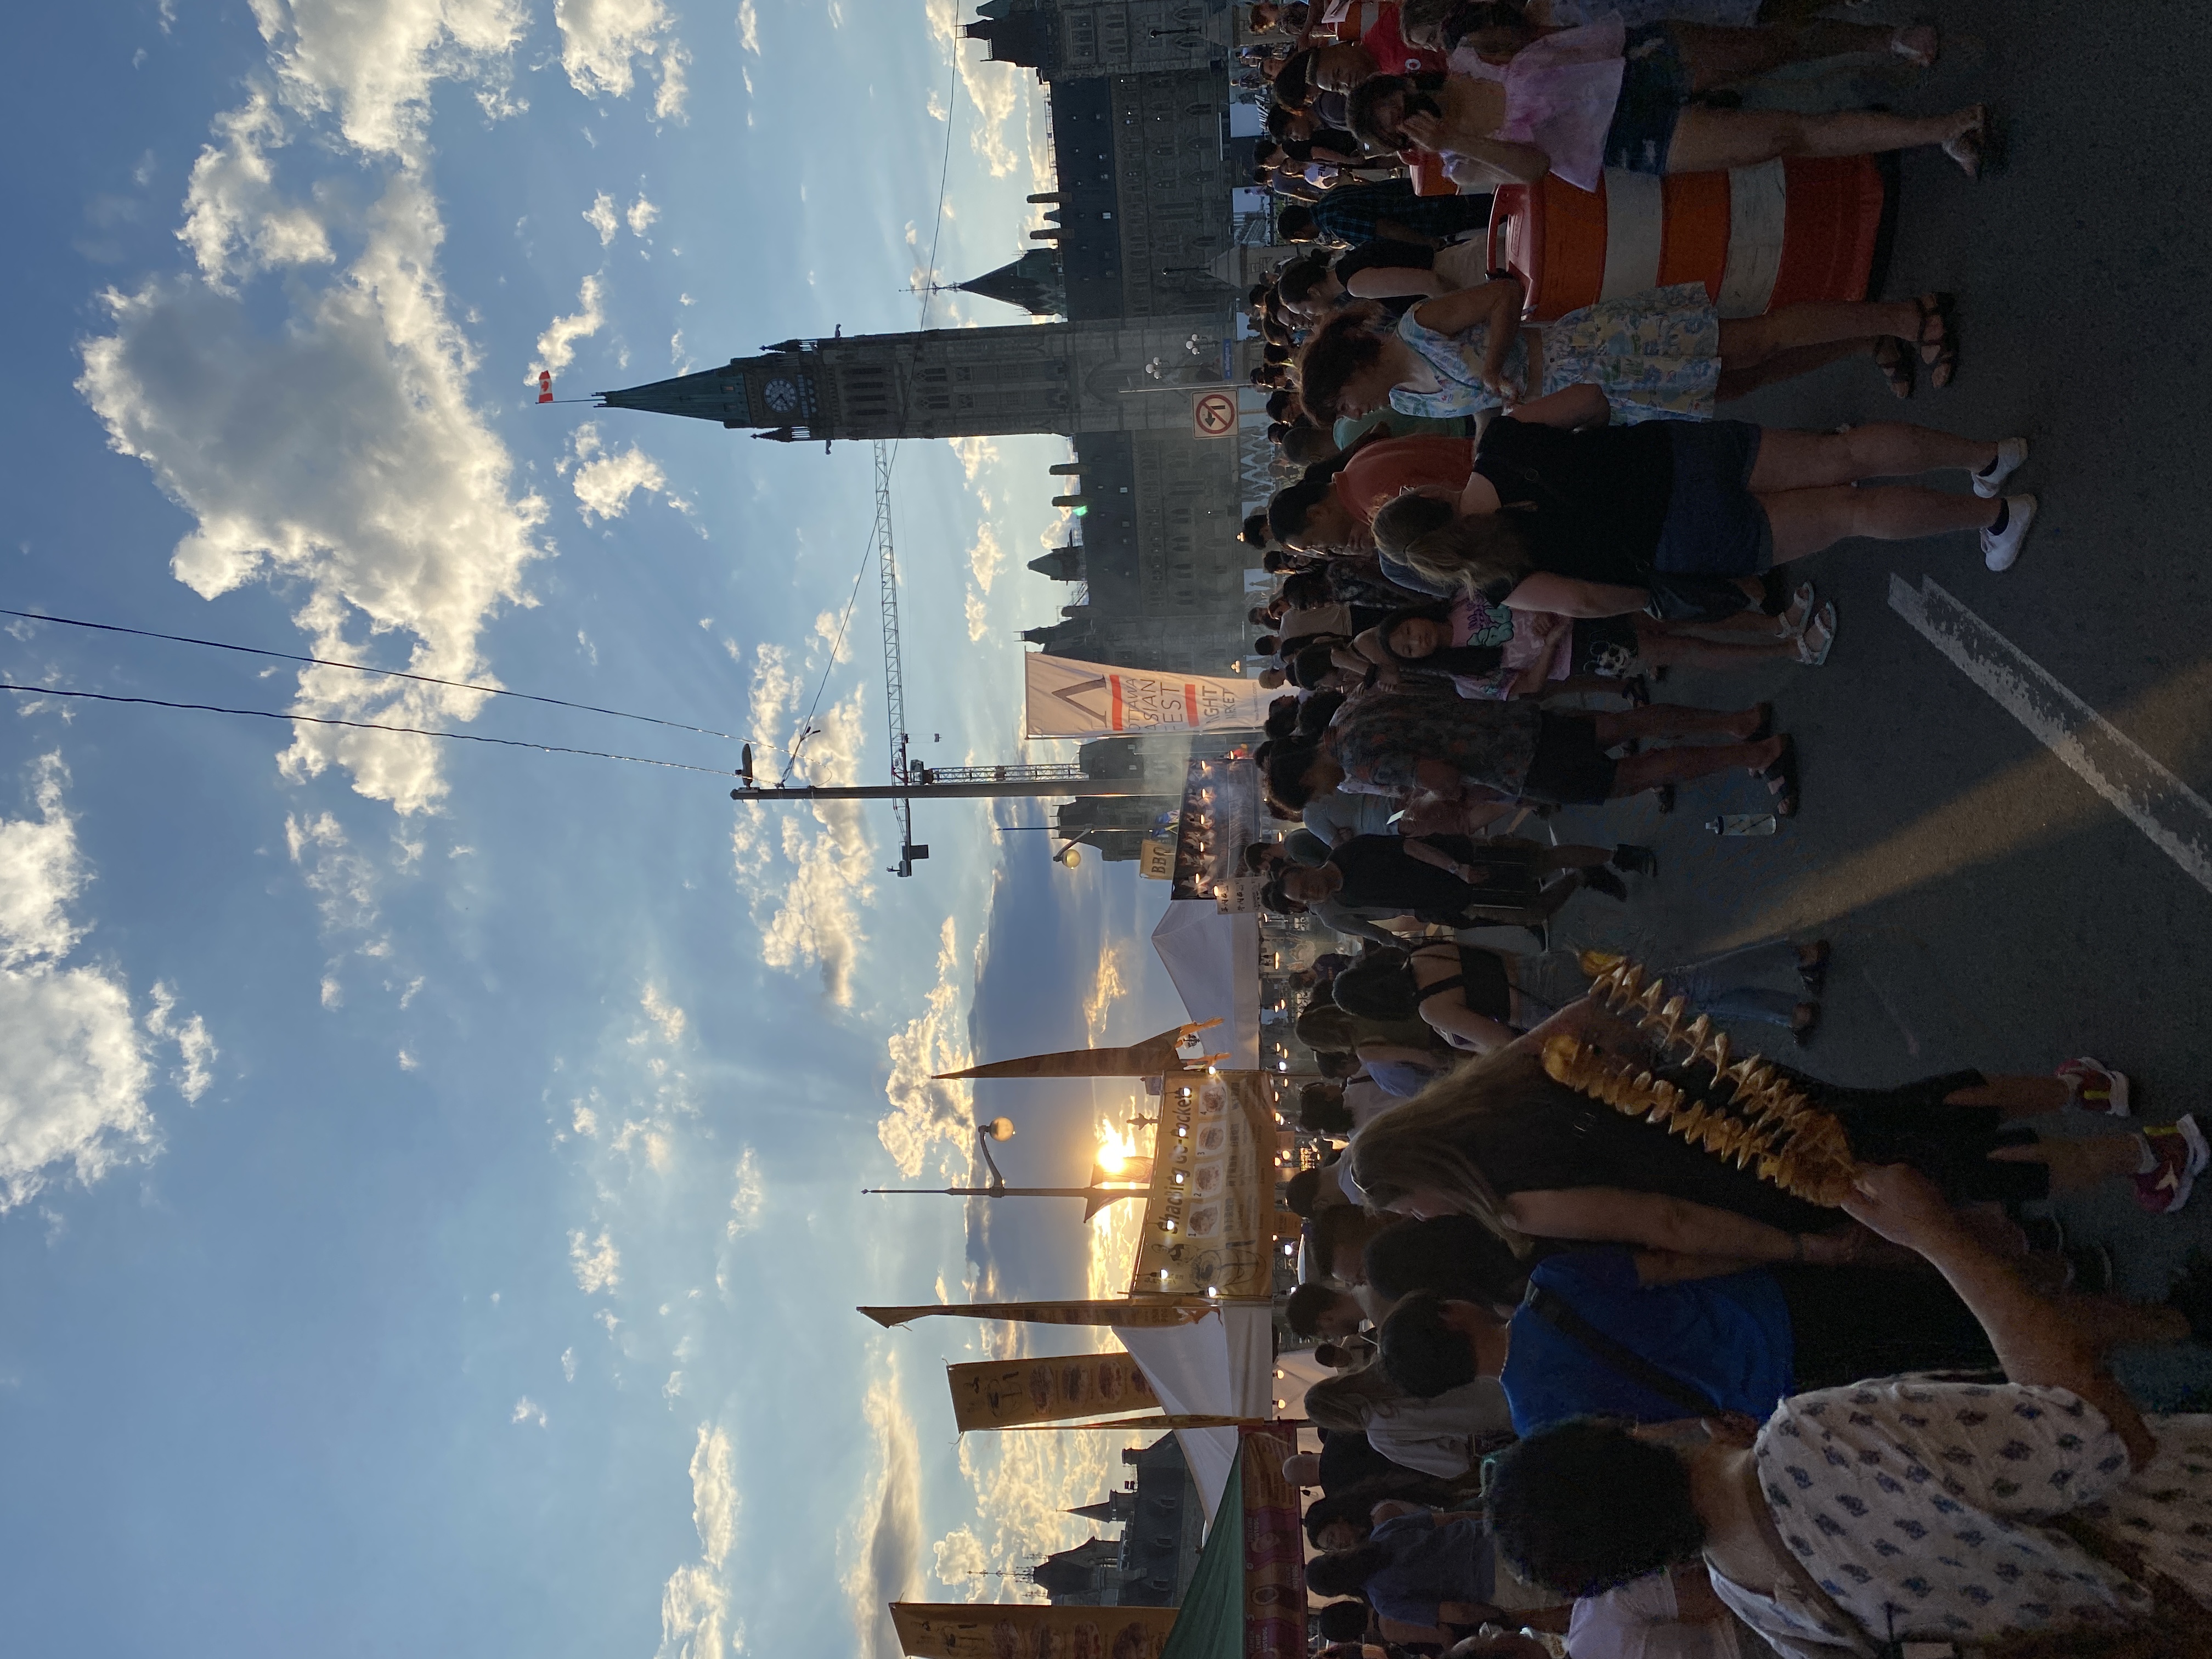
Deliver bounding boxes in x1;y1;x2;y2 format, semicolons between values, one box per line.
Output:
0;605;751;743
0;682;738;777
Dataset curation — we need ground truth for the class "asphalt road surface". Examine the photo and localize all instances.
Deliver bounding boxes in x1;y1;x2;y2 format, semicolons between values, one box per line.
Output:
1522;2;2212;1405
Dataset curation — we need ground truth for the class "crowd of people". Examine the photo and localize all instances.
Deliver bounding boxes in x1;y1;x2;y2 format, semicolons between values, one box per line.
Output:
1217;5;2212;1657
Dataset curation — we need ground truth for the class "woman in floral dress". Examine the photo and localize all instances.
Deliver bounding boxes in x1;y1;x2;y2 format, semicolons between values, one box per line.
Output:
1294;277;1956;425
1483;1161;2212;1657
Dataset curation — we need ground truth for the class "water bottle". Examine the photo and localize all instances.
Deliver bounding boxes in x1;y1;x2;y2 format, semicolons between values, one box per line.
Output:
1706;814;1778;837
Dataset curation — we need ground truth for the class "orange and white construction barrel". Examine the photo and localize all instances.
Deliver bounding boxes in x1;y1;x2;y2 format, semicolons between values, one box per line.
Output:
1483;156;1888;320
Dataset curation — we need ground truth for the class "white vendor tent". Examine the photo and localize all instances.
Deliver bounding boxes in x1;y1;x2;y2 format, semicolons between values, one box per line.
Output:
1149;900;1260;1069
1114;1304;1275;1523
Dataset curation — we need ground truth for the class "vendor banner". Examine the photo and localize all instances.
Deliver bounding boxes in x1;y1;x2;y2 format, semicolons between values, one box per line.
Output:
861;1298;1212;1330
1024;653;1269;739
948;1353;1159;1431
1240;1424;1307;1659
1126;1072;1279;1300
891;1604;1178;1659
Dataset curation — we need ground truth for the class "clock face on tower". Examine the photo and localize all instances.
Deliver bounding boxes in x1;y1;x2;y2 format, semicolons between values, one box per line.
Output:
763;376;799;414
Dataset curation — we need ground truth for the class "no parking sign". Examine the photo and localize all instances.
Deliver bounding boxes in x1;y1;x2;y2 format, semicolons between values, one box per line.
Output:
1190;388;1237;438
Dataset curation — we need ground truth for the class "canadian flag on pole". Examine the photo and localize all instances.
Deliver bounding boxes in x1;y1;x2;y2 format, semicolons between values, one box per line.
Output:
536;370;554;404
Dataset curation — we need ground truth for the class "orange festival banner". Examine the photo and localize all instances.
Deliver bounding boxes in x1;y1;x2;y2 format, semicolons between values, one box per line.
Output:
890;1603;1177;1659
947;1353;1159;1431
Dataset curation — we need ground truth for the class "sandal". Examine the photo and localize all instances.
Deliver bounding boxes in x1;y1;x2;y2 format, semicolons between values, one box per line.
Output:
1873;335;1916;399
1943;105;1992;181
1749;701;1776;742
1758;734;1799;818
1794;602;1838;667
1797;939;1830;996
1889;24;1939;68
1776;581;1816;636
1914;292;1959;389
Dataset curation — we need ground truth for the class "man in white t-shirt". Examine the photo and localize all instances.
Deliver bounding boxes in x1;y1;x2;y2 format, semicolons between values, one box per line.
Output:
1567;1566;1743;1659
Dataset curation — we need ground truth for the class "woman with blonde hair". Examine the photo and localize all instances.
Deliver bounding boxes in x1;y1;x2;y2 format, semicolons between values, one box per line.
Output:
1343;1014;2205;1260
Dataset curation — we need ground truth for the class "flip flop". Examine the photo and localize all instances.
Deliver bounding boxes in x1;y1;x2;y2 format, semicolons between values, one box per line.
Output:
1943;106;1993;181
1795;602;1838;667
1889;24;1939;68
1797;939;1830;996
1915;292;1959;388
1759;735;1800;818
1873;335;1916;399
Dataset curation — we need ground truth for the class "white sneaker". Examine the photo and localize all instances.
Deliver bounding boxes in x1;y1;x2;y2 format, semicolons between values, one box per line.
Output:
1981;494;2035;572
1973;437;2028;499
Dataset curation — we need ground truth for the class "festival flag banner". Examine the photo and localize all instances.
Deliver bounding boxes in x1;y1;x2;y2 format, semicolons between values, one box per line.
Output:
1239;1424;1307;1659
947;1353;1160;1431
859;1298;1213;1330
1023;653;1270;739
891;1604;1178;1659
1127;1073;1279;1301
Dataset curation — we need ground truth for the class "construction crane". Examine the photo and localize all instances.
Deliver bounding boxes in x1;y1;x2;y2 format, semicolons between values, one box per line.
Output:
873;439;929;878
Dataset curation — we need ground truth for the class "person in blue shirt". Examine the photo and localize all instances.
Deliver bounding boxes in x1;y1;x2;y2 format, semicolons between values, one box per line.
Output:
1306;1503;1499;1632
1377;1248;2008;1435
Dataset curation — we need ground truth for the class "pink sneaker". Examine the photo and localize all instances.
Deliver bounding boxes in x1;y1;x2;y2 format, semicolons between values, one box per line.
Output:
2133;1115;2209;1216
2056;1057;2130;1116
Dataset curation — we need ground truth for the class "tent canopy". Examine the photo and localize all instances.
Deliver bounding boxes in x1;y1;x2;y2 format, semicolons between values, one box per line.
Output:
1113;1305;1273;1522
1157;1447;1245;1659
1149;901;1260;1069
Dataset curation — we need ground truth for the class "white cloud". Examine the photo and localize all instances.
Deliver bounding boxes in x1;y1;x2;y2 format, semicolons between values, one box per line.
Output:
656;1423;738;1659
876;918;973;1178
568;1227;620;1294
627;194;658;236
535;271;607;374
178;84;336;284
252;0;530;160
923;0;1026;178
561;1346;577;1380
736;0;759;53
513;1396;548;1426
932;1526;989;1596
583;192;619;246
145;981;217;1102
963;589;990;643
566;421;669;522
555;0;690;118
640;981;686;1043
725;1148;764;1237
0;755;89;968
691;1424;737;1566
572;1102;600;1136
284;811;381;936
0;758;164;1211
80;170;550;816
727;639;874;1004
842;1357;923;1659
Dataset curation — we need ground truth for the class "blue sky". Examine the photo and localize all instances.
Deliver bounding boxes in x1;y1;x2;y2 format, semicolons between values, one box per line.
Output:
0;3;1197;1654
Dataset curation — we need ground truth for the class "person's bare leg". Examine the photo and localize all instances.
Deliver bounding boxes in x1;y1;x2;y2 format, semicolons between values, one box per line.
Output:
1749;423;2000;492
1669;21;1909;89
1614;736;1782;797
1717;337;1878;402
1667;105;1977;174
1720;306;1920;375
1761;484;2001;563
1945;1075;2069;1119
2054;1291;2193;1352
1592;703;1765;746
1987;1135;2149;1194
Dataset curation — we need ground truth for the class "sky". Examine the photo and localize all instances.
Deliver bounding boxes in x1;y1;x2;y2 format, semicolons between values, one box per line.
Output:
0;4;1201;1655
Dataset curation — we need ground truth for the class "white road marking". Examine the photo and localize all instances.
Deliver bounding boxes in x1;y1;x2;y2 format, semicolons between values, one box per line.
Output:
1888;573;2212;895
